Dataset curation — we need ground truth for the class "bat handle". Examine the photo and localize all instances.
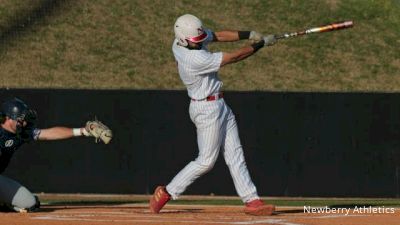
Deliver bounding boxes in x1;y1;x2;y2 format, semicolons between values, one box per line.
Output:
274;34;284;40
274;33;289;40
274;32;297;40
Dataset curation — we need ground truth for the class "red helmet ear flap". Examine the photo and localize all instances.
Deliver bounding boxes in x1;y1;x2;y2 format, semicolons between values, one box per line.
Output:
187;31;208;43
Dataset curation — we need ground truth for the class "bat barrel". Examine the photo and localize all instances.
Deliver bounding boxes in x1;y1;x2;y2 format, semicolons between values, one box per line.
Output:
342;21;354;27
310;20;354;33
275;20;353;40
329;20;353;30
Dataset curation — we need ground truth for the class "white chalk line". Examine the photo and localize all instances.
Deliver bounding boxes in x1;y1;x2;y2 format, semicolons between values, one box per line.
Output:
33;215;305;225
38;218;305;225
33;211;303;225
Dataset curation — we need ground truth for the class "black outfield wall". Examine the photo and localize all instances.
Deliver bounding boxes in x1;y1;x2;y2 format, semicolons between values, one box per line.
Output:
1;89;399;197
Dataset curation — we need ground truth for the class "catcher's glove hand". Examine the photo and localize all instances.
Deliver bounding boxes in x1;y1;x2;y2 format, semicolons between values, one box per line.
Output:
84;119;113;144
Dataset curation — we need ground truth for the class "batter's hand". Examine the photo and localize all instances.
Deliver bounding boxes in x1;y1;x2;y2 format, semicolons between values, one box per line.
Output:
83;119;113;144
263;35;277;46
249;31;263;43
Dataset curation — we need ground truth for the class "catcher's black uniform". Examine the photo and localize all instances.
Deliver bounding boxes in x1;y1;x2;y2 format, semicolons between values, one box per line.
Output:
0;127;40;174
0;98;40;212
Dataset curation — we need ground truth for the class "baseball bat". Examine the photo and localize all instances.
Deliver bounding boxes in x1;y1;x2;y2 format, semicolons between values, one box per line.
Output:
275;21;353;40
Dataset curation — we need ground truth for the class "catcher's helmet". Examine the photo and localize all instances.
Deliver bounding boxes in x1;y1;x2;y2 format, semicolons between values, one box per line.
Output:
1;98;36;122
174;14;208;47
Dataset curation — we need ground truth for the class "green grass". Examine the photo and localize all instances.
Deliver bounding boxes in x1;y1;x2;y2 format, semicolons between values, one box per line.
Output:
0;0;399;91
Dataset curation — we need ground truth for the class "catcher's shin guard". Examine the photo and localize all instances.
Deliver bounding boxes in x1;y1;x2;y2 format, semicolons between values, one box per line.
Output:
12;196;41;213
244;199;275;216
149;186;171;213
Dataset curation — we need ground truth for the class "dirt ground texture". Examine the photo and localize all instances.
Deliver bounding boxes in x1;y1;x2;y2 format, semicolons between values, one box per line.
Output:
0;204;399;225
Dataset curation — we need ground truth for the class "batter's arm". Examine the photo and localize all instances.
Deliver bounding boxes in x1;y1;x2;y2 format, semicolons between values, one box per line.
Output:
220;40;265;67
213;31;262;42
213;31;241;42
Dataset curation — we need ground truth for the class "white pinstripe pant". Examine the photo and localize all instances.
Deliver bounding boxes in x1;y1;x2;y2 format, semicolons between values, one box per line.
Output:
166;99;259;203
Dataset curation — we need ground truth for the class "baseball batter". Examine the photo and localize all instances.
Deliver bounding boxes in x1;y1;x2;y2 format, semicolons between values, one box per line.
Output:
149;14;276;216
0;97;112;212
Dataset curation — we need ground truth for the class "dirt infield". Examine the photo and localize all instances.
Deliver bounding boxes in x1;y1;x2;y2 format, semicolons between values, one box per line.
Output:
0;204;399;225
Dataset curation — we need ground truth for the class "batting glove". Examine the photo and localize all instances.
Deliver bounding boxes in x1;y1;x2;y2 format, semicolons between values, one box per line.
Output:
263;35;277;46
249;31;264;43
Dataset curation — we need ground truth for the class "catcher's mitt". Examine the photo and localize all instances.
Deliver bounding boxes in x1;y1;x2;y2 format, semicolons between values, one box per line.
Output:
85;120;113;144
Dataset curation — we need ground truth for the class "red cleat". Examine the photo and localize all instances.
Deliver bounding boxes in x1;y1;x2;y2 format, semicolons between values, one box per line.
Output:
149;186;171;213
244;199;275;216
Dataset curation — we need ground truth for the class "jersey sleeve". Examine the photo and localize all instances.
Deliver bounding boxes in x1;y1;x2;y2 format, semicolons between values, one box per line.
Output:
190;50;223;75
32;128;41;141
17;127;41;143
202;28;215;45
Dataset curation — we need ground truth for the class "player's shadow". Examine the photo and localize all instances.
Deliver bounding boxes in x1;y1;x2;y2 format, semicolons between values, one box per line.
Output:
328;204;376;209
0;205;57;213
48;200;147;205
0;200;148;213
43;200;148;211
38;204;204;213
274;209;305;215
158;208;204;214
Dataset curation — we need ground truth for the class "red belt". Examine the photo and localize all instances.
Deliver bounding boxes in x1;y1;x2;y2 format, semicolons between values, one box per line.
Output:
192;92;224;101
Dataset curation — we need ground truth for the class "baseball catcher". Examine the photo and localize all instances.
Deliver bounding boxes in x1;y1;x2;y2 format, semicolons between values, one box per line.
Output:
0;97;112;212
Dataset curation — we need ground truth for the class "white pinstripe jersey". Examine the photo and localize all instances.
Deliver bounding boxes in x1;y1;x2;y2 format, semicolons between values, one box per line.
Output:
172;29;223;100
